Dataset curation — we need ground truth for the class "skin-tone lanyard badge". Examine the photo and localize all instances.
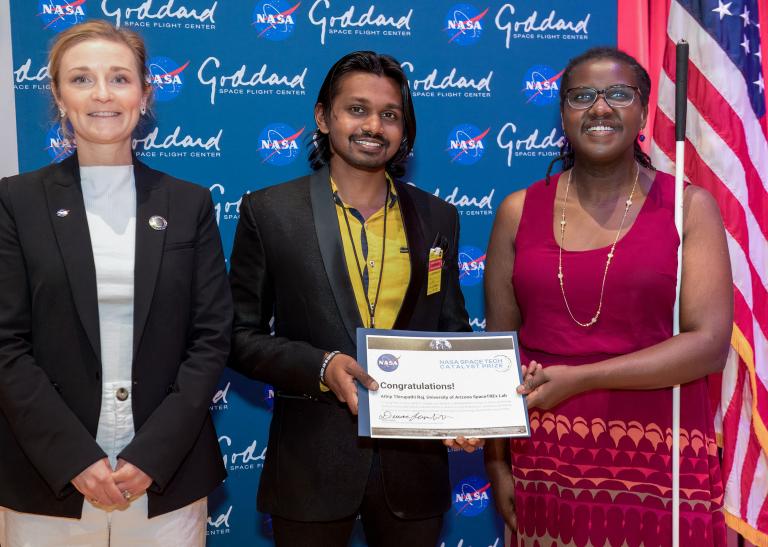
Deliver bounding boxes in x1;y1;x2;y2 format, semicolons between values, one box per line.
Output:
427;246;443;295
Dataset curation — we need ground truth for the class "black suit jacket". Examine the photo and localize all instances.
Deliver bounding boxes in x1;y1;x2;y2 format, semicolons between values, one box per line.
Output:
229;166;470;521
0;154;231;518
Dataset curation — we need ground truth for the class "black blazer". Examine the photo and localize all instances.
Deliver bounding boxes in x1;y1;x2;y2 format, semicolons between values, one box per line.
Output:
0;154;231;518
229;166;470;521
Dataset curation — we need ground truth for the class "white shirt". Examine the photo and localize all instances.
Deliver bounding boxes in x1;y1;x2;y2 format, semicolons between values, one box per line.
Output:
80;165;136;385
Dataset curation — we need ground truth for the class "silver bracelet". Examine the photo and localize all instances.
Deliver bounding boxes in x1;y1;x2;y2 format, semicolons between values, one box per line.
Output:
319;350;340;384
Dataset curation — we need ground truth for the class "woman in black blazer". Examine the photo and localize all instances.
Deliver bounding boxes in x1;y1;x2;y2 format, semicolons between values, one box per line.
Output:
0;20;231;546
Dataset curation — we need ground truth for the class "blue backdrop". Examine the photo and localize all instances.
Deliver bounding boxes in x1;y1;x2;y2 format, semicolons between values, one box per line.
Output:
9;1;616;544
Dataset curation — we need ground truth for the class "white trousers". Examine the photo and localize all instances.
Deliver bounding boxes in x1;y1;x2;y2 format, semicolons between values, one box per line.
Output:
3;497;207;547
4;382;207;546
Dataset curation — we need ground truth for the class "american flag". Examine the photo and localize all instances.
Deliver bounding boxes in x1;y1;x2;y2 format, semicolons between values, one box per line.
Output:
650;0;768;543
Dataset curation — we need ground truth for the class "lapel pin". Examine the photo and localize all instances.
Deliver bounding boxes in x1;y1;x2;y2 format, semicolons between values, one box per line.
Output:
148;215;168;231
56;209;70;217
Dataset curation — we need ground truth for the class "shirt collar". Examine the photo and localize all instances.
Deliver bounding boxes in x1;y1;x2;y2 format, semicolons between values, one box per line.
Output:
330;174;398;209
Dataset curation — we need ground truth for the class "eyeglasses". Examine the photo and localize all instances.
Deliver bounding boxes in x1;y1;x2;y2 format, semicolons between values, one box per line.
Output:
565;85;641;110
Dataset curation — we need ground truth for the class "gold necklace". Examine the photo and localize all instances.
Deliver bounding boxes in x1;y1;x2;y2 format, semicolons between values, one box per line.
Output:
557;165;639;327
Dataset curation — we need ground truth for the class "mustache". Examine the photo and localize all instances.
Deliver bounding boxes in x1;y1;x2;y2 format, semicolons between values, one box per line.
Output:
349;131;389;146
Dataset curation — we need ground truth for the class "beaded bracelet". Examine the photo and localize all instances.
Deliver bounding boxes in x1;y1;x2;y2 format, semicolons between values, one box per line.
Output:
319;350;341;384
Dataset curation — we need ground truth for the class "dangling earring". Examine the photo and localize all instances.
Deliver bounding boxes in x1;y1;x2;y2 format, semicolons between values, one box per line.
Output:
140;103;146;116
59;107;65;118
638;133;646;142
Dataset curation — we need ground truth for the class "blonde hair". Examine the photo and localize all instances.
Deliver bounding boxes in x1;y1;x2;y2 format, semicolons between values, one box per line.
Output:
49;19;152;123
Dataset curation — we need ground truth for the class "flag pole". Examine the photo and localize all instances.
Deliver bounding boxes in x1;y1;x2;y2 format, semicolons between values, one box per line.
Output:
672;39;689;547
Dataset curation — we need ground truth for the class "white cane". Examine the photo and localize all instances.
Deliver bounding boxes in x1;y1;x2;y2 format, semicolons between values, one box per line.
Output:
672;39;689;547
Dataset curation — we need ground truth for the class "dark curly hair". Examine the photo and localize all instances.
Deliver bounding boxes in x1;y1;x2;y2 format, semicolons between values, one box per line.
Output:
309;51;416;178
545;46;655;184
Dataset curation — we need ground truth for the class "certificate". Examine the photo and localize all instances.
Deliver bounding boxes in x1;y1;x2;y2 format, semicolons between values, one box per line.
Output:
357;329;530;439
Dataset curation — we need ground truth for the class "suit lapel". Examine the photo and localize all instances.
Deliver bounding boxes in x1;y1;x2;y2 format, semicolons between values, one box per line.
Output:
132;160;168;355
45;154;102;363
394;183;427;330
309;166;361;345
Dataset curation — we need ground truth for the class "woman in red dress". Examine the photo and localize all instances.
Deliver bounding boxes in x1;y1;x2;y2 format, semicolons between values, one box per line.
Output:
484;47;732;546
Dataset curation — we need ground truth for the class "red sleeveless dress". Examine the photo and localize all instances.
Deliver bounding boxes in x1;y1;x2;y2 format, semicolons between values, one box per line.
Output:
510;171;725;546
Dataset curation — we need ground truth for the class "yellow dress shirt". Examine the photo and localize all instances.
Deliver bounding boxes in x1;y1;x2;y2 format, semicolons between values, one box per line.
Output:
331;176;411;330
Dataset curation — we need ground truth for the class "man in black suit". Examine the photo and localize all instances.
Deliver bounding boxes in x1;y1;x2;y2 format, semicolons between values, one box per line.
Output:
229;51;474;546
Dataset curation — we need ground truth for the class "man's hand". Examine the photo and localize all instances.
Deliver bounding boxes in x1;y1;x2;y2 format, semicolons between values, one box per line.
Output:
443;436;485;453
71;458;126;507
323;353;379;415
112;458;153;501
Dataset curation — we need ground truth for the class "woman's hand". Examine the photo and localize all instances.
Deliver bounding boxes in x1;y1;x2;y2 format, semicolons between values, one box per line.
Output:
112;458;153;501
443;436;485;453
490;466;517;531
518;361;583;410
484;438;517;531
71;458;127;507
517;362;543;393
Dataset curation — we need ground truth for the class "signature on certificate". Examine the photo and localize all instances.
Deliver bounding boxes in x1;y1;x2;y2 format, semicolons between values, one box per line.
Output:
379;410;453;423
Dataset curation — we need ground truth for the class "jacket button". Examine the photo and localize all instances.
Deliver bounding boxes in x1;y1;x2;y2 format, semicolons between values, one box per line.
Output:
116;387;129;401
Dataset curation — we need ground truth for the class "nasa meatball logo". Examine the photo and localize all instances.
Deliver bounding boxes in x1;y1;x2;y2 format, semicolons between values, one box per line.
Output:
377;354;400;373
443;4;489;45
458;246;486;287
45;123;75;163
523;65;563;106
453;476;491;516
258;123;304;166
38;0;87;31
446;124;490;165
146;56;190;102
252;0;301;41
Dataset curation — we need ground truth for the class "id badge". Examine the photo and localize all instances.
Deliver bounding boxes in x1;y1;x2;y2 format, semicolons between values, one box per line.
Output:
427;247;443;295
